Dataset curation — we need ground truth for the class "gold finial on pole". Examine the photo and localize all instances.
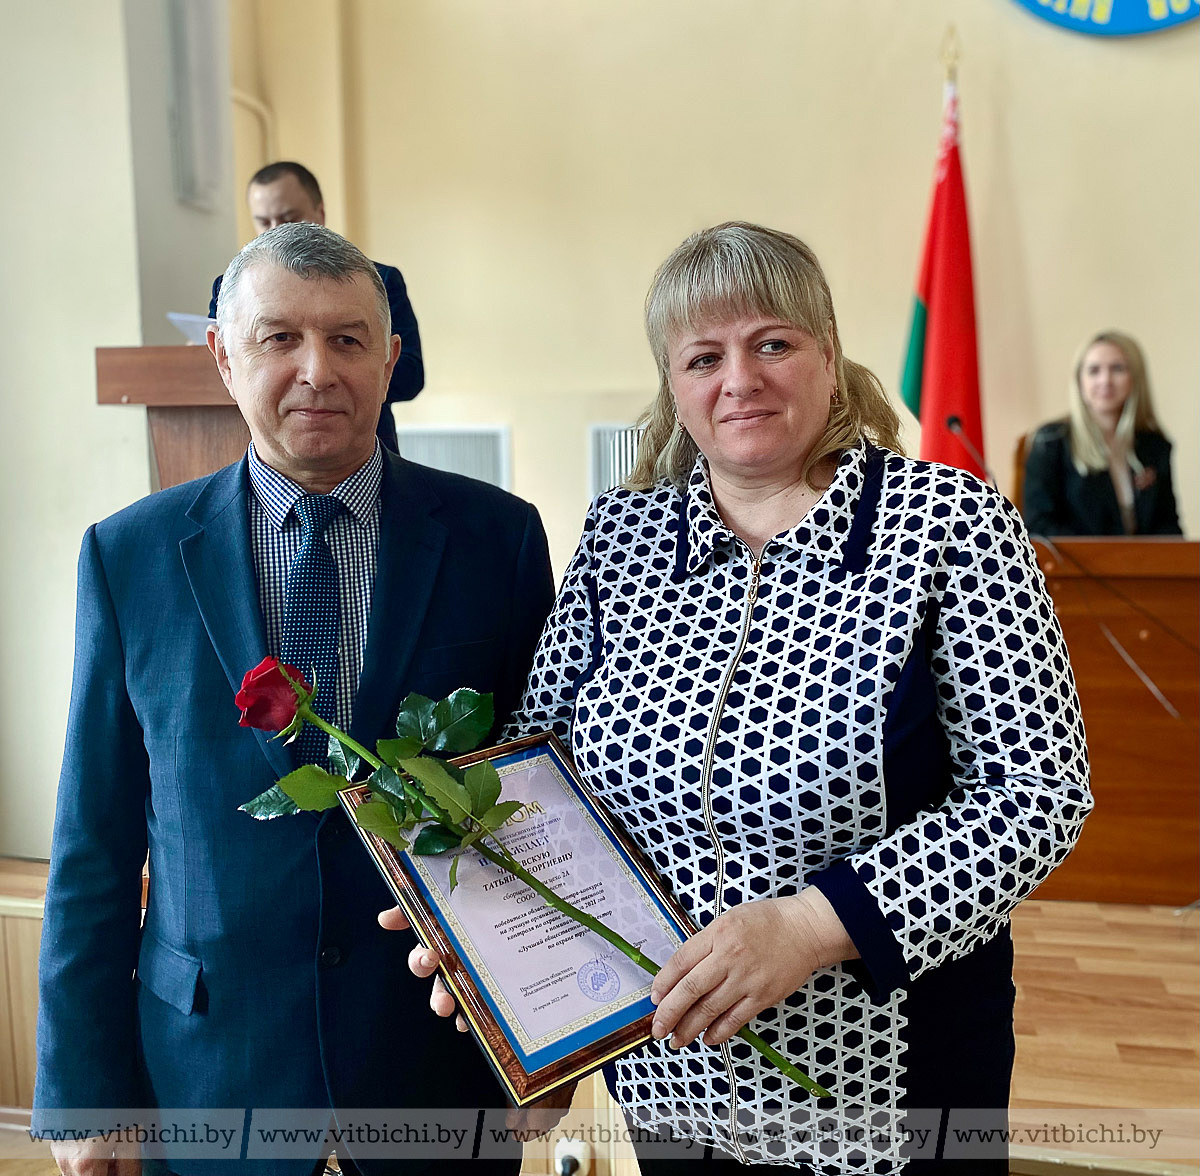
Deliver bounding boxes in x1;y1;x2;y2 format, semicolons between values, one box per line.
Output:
940;23;961;82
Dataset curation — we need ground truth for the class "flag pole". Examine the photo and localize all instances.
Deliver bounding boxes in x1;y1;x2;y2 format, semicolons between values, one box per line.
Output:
939;23;960;83
900;21;986;480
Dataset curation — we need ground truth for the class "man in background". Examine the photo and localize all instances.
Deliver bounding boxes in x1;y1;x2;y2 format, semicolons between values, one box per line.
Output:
208;161;424;450
37;223;554;1175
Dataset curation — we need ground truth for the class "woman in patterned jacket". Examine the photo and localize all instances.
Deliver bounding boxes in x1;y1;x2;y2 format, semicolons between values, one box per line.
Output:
412;223;1092;1174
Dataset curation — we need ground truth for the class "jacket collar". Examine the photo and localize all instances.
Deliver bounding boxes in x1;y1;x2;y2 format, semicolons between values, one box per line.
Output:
350;450;448;748
678;442;873;576
179;458;291;778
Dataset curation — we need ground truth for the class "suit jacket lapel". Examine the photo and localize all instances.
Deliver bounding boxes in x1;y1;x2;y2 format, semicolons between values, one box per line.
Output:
179;460;291;780
351;453;448;748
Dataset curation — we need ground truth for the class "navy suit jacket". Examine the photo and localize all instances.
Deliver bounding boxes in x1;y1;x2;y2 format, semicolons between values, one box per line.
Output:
209;261;424;450
34;451;554;1174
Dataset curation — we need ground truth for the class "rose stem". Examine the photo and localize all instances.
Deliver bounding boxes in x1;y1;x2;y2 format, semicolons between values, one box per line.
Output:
301;706;662;972
299;705;830;1098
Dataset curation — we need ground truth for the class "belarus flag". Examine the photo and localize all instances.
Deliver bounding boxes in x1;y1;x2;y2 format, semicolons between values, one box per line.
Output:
900;80;986;481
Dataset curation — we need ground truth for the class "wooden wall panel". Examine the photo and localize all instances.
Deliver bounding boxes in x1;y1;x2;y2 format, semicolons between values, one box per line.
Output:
0;916;18;1107
0;862;47;1113
3;917;41;1109
1031;540;1199;905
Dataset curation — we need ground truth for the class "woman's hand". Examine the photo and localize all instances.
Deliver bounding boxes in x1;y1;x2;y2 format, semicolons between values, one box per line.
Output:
650;888;857;1049
378;906;468;1032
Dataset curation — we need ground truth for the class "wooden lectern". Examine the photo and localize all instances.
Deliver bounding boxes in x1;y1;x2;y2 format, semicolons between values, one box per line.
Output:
1030;538;1198;905
96;346;249;488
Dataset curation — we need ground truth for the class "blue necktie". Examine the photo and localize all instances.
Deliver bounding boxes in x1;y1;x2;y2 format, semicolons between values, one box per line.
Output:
281;494;343;766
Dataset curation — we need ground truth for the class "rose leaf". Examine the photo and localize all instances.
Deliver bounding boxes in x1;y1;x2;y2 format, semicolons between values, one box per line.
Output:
464;760;503;818
413;824;461;856
377;736;424;767
479;800;525;832
367;765;411;820
327;737;360;781
395;693;438;747
354;799;410;852
400;757;471;825
278;764;348;811
239;784;301;820
429;689;494;754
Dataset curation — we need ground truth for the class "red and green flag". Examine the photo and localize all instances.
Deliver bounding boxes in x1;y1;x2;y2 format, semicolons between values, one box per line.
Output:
900;79;986;481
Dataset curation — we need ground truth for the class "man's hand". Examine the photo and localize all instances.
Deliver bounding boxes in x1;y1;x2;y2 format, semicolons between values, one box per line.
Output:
649;889;857;1049
378;905;468;1032
51;1136;141;1176
503;1083;578;1142
378;904;575;1139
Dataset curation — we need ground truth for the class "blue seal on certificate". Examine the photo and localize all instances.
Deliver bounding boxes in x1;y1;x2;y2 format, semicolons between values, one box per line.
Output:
577;957;620;1002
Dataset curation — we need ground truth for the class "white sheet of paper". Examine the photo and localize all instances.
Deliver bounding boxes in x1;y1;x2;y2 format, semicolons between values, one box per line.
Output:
408;753;685;1051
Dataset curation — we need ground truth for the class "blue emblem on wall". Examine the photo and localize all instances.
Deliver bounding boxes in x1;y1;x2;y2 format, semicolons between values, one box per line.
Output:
1010;0;1198;36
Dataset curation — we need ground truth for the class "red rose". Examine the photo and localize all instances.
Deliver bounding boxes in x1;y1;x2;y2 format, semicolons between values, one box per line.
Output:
235;657;310;731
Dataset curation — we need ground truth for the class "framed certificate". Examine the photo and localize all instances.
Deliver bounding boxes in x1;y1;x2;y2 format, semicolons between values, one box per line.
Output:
338;732;695;1106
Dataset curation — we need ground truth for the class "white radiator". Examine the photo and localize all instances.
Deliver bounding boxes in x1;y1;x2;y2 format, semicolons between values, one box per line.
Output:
394;425;511;490
588;423;644;498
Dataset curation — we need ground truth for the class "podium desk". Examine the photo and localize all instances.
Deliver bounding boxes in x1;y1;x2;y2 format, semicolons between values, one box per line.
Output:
1030;538;1198;904
97;345;249;489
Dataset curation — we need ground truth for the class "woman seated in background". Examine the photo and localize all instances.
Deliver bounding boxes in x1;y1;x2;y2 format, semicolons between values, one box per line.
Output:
1022;330;1181;536
407;223;1091;1173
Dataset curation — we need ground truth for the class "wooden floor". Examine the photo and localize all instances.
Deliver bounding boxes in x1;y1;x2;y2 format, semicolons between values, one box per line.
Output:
0;1134;52;1176
1012;901;1198;1108
3;900;1196;1176
0;861;47;904
1007;900;1199;1175
1008;907;1195;1171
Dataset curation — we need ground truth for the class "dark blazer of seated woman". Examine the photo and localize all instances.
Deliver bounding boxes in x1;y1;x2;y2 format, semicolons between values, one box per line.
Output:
1022;420;1181;536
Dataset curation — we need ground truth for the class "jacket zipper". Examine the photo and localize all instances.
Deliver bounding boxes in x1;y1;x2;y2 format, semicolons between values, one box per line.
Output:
698;542;763;1163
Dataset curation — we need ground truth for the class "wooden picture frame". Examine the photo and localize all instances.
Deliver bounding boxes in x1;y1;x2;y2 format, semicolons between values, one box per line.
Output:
338;732;695;1106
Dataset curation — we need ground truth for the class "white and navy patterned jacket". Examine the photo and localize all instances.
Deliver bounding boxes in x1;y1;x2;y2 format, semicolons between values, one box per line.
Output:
506;443;1091;1172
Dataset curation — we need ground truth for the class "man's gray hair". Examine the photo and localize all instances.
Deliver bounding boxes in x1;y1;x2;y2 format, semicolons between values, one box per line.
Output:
215;221;391;337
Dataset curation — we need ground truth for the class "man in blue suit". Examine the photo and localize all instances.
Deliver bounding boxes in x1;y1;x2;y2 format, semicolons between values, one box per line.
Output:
35;223;555;1176
207;161;424;451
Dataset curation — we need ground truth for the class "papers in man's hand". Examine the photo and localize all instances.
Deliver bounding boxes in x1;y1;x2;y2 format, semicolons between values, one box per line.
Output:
166;312;217;345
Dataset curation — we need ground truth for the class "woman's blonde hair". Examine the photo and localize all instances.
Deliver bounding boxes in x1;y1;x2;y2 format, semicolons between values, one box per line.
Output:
1067;330;1162;474
627;221;902;490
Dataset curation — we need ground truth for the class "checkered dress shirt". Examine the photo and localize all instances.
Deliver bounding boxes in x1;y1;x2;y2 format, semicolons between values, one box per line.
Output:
246;442;382;731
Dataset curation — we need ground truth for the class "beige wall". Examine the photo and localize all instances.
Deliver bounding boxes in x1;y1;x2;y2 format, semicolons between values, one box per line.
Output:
0;0;235;858
125;0;238;337
236;0;1198;574
229;0;352;246
0;1;145;859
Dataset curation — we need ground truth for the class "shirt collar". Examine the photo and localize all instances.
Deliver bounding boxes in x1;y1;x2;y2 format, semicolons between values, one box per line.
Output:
680;442;870;576
246;441;384;530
